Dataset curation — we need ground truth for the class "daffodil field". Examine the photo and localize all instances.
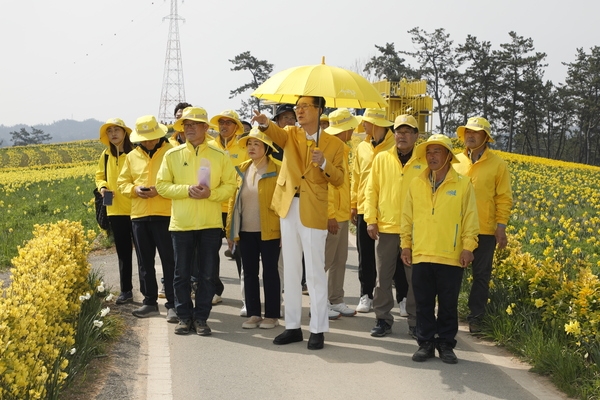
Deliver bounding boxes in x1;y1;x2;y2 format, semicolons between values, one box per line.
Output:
1;140;599;398
0;141;104;267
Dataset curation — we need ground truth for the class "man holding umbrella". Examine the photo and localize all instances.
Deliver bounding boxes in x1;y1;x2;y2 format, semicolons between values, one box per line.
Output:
252;96;345;350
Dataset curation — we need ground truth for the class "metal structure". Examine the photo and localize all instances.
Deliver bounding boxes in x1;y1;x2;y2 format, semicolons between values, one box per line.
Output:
371;79;434;134
158;0;186;124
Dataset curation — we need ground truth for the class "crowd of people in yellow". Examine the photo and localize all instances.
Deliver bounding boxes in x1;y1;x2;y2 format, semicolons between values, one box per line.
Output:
95;98;512;362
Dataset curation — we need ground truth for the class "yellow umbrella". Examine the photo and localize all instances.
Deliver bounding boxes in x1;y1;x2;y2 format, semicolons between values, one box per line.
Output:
252;57;388;109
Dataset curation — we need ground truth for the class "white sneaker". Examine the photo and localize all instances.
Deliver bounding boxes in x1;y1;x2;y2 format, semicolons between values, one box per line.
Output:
212;294;222;305
328;308;341;320
356;294;372;313
240;302;247;317
399;297;408;317
330;302;356;317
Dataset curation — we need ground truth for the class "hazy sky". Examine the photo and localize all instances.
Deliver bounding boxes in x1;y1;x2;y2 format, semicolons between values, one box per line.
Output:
1;0;598;127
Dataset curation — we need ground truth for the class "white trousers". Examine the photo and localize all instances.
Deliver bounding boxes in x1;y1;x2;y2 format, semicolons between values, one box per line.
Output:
281;198;329;333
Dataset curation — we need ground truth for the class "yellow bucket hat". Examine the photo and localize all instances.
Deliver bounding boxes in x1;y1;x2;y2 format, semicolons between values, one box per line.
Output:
173;107;216;131
361;108;393;127
238;127;279;153
320;113;329;122
415;134;459;164
393;114;419;131
456;116;494;143
99;118;132;147
210;109;244;136
324;108;359;135
129;115;168;143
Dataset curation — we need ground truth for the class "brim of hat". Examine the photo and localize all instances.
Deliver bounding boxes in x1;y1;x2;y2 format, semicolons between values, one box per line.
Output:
394;122;418;131
415;140;459;164
129;124;168;143
238;135;279;153
173;118;217;132
324;121;358;135
210;115;245;136
456;126;495;143
354;116;365;134
361;116;394;127
99;123;132;147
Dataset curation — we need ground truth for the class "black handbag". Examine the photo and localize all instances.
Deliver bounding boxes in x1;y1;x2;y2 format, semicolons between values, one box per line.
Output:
94;152;111;231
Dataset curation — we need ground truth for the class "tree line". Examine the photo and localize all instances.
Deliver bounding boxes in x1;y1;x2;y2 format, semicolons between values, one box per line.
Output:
229;28;600;166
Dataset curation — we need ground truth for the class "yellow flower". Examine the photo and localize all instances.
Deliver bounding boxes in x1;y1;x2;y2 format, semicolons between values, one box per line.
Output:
534;298;544;308
564;320;581;336
506;303;515;315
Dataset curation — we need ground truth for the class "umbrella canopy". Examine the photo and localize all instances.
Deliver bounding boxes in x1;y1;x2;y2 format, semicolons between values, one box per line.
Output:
252;57;388;109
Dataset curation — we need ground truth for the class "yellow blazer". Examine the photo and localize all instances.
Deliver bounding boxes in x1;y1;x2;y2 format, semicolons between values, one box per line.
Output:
263;123;345;230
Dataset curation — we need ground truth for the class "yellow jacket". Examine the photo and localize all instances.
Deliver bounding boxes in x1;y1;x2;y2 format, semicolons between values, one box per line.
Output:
454;149;513;235
95;149;131;216
401;168;479;267
117;141;173;219
328;144;351;222
208;136;249;213
226;158;281;241
263;122;345;230
156;140;236;231
350;132;396;213
364;147;426;233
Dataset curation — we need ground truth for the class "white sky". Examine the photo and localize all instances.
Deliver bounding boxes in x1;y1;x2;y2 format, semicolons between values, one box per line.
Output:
1;0;598;127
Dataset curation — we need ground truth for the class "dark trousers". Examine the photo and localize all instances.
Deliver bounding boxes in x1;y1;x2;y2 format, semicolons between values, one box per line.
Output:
109;215;134;293
131;217;175;309
356;214;376;298
171;229;221;321
239;232;281;319
394;254;409;302
468;235;497;320
412;262;464;348
214;212;242;296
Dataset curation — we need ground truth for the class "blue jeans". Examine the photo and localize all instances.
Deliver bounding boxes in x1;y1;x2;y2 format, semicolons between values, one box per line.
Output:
171;229;221;321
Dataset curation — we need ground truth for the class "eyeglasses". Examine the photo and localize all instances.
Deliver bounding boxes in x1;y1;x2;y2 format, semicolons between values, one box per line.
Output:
293;104;317;112
183;122;201;129
218;119;236;126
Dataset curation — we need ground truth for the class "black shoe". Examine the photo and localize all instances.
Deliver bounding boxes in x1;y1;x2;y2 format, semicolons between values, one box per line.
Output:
370;319;392;337
273;328;303;345
174;319;192;335
194;320;212;336
412;342;435;362
115;291;133;305
132;304;159;318
436;342;458;364
307;333;324;350
408;325;417;340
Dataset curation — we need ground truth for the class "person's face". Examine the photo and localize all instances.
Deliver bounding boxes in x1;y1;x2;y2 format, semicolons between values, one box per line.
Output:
463;128;488;150
218;118;238;139
294;97;320;127
246;138;267;161
320;120;330;130
141;138;160;150
362;121;374;135
394;125;419;153
183;120;209;146
275;111;296;128
426;144;450;170
336;129;353;143
106;126;126;145
175;108;184;119
242;123;252;134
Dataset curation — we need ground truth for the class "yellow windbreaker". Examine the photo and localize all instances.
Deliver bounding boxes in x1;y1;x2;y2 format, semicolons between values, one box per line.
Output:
364;148;426;233
226;158;281;242
350;132;396;213
117;141;173;219
454;149;513;235
401;168;479;267
95;149;131;216
208;136;249;213
156;140;236;231
328;144;351;222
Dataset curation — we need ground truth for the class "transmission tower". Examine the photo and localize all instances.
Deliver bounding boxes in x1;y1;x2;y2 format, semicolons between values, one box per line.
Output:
158;0;186;124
